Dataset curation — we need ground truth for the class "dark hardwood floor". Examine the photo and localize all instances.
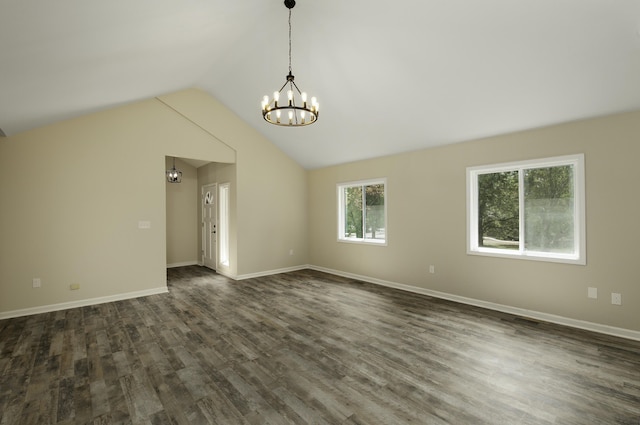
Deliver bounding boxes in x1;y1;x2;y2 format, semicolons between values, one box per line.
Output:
1;266;639;424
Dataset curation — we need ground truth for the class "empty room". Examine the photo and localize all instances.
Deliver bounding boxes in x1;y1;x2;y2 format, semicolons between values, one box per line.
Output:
1;1;639;424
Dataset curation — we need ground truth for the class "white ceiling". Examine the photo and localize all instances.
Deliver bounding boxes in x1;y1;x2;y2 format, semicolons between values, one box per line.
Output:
2;0;640;169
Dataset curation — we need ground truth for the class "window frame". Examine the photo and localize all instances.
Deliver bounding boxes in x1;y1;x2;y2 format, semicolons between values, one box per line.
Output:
337;178;388;246
467;154;586;265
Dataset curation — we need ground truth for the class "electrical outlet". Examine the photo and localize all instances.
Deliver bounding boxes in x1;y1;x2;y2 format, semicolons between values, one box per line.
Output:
611;293;622;306
587;287;597;299
289;249;294;256
70;283;80;291
429;265;435;274
32;278;41;288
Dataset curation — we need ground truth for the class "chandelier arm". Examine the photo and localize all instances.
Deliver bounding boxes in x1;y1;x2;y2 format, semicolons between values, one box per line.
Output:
290;80;303;95
277;80;289;93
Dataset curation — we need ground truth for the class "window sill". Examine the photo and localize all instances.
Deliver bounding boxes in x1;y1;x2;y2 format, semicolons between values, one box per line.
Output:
467;248;585;265
338;238;387;246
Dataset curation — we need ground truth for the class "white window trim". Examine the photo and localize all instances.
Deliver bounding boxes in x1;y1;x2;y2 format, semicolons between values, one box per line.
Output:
467;154;586;265
337;178;388;246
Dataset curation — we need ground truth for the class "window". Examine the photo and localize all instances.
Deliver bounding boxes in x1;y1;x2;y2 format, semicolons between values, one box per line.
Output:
204;190;214;205
467;154;585;264
218;183;230;267
338;178;387;244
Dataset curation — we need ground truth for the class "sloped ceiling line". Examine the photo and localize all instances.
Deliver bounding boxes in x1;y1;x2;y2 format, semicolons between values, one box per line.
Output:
155;96;237;164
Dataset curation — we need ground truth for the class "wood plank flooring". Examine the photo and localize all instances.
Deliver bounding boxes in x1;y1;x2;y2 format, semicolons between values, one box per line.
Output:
1;266;639;424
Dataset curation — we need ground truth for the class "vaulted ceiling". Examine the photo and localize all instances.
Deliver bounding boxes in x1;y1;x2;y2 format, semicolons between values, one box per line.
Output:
2;1;639;168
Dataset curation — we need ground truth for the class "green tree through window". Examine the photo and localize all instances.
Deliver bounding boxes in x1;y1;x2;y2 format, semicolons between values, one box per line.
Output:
345;186;363;238
468;154;585;264
339;180;386;243
478;171;519;249
524;166;574;253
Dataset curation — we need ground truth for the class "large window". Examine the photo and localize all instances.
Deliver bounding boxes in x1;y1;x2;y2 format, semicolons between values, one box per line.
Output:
467;154;585;264
338;178;387;245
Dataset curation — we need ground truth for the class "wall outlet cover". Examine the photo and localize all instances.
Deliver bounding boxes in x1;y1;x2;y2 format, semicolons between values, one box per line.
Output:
611;292;622;305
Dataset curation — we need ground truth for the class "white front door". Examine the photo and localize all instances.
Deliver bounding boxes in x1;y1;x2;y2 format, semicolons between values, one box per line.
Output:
202;184;217;270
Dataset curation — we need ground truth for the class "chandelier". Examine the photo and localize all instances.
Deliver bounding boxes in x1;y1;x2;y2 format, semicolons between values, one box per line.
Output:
166;157;182;183
261;0;319;126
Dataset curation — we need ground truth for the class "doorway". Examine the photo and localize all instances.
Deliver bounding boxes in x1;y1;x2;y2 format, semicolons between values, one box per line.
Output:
202;183;217;270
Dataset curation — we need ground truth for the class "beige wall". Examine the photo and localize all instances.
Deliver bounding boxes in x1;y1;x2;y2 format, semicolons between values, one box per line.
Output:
0;94;239;315
159;90;309;277
166;157;198;266
308;111;640;332
0;88;307;315
3;86;636;335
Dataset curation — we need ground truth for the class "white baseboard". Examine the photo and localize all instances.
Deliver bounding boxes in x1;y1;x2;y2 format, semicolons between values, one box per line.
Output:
6;264;637;342
215;269;235;280
235;265;309;281
167;261;199;268
308;265;640;342
0;287;169;320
